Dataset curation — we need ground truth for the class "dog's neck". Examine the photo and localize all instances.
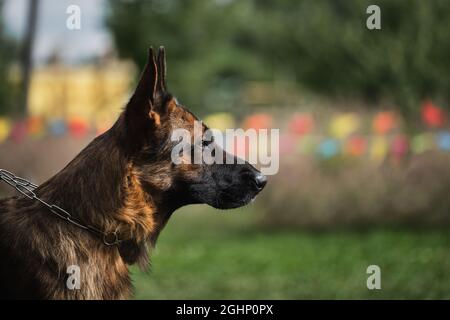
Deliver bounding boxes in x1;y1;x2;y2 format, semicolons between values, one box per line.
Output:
37;121;173;268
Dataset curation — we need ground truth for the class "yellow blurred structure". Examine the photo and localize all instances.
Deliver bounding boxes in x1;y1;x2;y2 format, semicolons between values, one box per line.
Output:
28;59;135;126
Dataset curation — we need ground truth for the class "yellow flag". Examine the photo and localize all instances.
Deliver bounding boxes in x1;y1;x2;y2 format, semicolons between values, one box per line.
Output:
329;113;360;139
0;117;11;143
370;136;388;162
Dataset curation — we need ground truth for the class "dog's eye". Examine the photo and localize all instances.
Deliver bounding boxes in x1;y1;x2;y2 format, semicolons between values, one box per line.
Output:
202;139;213;148
202;136;214;148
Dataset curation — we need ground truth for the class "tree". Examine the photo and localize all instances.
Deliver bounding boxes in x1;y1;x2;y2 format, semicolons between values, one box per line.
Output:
106;0;450;118
106;0;270;116
19;0;40;116
0;0;17;115
249;0;450;117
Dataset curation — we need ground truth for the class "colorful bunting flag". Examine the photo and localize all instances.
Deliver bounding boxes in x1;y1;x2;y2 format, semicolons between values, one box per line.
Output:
279;134;296;155
437;131;450;152
68;118;89;138
0;117;11;143
373;111;396;134
411;133;434;154
390;134;409;160
318;138;340;159
370;136;388;161
49;119;67;136
27;116;45;139
288;113;314;136
10;121;27;143
296;135;317;155
345;135;367;157
242;113;273;130
329;113;360;139
95;118;114;136
422;100;446;128
0;110;449;163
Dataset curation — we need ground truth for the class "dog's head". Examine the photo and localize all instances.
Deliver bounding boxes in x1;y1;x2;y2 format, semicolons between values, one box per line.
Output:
121;47;267;211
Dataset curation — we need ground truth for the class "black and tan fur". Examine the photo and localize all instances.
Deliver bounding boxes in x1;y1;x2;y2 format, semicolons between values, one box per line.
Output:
0;47;267;299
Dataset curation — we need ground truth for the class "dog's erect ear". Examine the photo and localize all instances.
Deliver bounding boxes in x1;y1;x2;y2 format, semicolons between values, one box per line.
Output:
129;46;168;110
125;47;170;140
156;46;167;94
130;47;158;107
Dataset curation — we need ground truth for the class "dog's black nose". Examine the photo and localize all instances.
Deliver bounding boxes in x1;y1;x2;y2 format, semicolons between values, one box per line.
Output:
254;173;267;190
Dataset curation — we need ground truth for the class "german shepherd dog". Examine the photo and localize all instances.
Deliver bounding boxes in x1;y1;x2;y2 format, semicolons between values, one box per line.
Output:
0;47;267;299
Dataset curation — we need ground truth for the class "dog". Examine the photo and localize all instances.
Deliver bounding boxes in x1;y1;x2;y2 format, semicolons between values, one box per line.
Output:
0;47;267;299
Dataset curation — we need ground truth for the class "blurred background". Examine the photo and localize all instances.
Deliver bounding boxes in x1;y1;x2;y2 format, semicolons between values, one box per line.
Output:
0;0;449;299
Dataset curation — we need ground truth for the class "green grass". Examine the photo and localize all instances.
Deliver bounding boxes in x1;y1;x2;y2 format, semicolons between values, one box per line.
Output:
131;206;450;299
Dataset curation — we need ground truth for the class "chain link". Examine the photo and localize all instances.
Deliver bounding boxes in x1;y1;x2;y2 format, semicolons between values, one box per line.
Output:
0;169;122;246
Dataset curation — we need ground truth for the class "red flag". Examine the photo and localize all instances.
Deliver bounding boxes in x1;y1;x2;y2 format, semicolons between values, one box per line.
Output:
373;111;396;134
422;100;446;128
242;113;273;130
345;135;367;156
68;118;89;138
288;113;314;136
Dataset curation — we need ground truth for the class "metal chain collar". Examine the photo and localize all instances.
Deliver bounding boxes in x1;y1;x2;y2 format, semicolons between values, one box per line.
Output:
0;169;122;246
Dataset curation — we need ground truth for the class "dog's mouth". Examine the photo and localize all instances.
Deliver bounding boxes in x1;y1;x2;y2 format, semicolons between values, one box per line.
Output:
212;187;263;210
187;173;267;210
